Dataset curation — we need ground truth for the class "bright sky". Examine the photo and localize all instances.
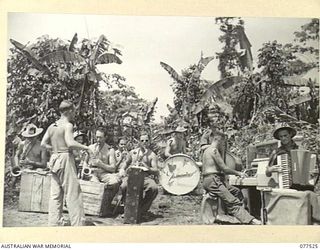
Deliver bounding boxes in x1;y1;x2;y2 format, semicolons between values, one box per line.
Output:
8;13;313;121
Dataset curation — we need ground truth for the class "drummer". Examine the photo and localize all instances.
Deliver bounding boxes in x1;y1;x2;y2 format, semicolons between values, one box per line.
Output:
120;132;159;217
164;125;187;158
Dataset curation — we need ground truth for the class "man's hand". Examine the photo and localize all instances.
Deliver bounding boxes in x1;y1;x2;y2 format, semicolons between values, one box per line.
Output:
20;158;33;166
237;171;248;178
269;165;282;173
87;147;94;156
118;168;126;178
91;158;103;168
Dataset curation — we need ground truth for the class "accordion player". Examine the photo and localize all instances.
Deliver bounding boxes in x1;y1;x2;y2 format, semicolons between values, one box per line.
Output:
265;125;316;191
276;150;314;190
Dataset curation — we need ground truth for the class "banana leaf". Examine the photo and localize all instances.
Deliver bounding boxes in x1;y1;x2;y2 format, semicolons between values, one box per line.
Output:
69;33;78;52
40;50;85;64
160;62;185;84
10;39;51;76
96;52;122;65
193;76;245;115
90;35;110;64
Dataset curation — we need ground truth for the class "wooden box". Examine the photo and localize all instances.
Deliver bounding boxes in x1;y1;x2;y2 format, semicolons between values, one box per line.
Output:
79;180;111;217
262;189;311;225
18;170;51;213
124;167;146;224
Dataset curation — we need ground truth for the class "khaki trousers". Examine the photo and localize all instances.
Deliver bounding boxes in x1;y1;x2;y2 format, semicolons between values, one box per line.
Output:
48;152;86;226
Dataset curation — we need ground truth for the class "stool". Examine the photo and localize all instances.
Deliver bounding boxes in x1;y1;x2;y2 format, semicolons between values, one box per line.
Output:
200;192;225;224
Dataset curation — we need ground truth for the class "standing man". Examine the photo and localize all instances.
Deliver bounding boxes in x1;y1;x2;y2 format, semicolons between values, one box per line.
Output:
265;125;298;177
164;125;187;158
41;100;91;226
202;130;261;225
85;127;121;215
121;133;159;216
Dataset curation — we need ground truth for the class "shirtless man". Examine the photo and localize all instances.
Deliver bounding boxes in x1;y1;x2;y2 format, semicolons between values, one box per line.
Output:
114;137;130;177
121;133;159;216
11;123;48;189
41;100;91;226
202;130;261;225
164;125;187;158
85;127;121;215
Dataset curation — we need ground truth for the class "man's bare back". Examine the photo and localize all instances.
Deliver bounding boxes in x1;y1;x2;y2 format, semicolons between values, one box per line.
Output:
42;118;89;154
202;145;223;175
46;120;71;152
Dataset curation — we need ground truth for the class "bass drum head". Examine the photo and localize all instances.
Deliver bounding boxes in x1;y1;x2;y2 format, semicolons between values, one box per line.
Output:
159;154;200;195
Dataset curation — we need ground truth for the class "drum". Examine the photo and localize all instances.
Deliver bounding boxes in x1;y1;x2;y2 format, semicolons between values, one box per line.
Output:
159;154;200;195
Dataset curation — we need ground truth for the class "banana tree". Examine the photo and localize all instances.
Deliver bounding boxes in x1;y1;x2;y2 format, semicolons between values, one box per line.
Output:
8;34;122;134
160;53;215;127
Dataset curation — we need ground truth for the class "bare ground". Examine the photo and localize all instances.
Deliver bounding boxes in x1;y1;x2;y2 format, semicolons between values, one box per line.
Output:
3;185;204;227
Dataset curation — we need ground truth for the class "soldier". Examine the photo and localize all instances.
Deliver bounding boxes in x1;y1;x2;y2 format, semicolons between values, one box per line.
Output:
202;130;261;225
164;126;187;158
85;127;121;215
121;133;159;217
41;100;91;226
15;123;48;171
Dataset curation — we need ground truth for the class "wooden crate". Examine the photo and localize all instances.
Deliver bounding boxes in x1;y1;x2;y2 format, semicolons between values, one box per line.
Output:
79;180;111;217
18;170;51;213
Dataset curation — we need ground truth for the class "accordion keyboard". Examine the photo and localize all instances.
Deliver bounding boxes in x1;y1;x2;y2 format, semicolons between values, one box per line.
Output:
277;154;292;189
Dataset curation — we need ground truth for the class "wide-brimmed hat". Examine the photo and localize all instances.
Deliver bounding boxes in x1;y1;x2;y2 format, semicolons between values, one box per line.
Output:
73;131;86;139
21;124;43;138
273;124;297;140
159;128;174;135
175;125;187;133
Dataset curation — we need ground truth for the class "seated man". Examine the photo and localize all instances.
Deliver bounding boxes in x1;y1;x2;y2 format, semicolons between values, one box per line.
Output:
266;124;314;191
202;130;261;225
114;137;130;177
121;133;159;216
15;123;48;171
164;125;187;158
266;125;298;177
73;131;88;178
85;127;121;214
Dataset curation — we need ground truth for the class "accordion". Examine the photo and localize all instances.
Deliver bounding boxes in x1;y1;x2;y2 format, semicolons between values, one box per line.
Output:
277;150;312;189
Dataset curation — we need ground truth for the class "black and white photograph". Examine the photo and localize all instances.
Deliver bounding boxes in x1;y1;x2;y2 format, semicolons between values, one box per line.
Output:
3;12;320;228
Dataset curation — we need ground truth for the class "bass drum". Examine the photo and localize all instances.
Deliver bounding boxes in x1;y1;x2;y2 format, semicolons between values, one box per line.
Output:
159;154;200;195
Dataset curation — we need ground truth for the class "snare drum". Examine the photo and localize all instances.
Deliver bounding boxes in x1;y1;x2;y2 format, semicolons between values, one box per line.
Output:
159;154;200;195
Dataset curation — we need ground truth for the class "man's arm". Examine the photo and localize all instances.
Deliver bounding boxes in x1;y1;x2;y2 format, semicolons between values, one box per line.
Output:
265;150;281;177
211;148;243;177
147;153;159;175
93;148;117;173
64;123;89;151
14;142;23;166
200;131;211;151
164;139;173;158
40;126;52;150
